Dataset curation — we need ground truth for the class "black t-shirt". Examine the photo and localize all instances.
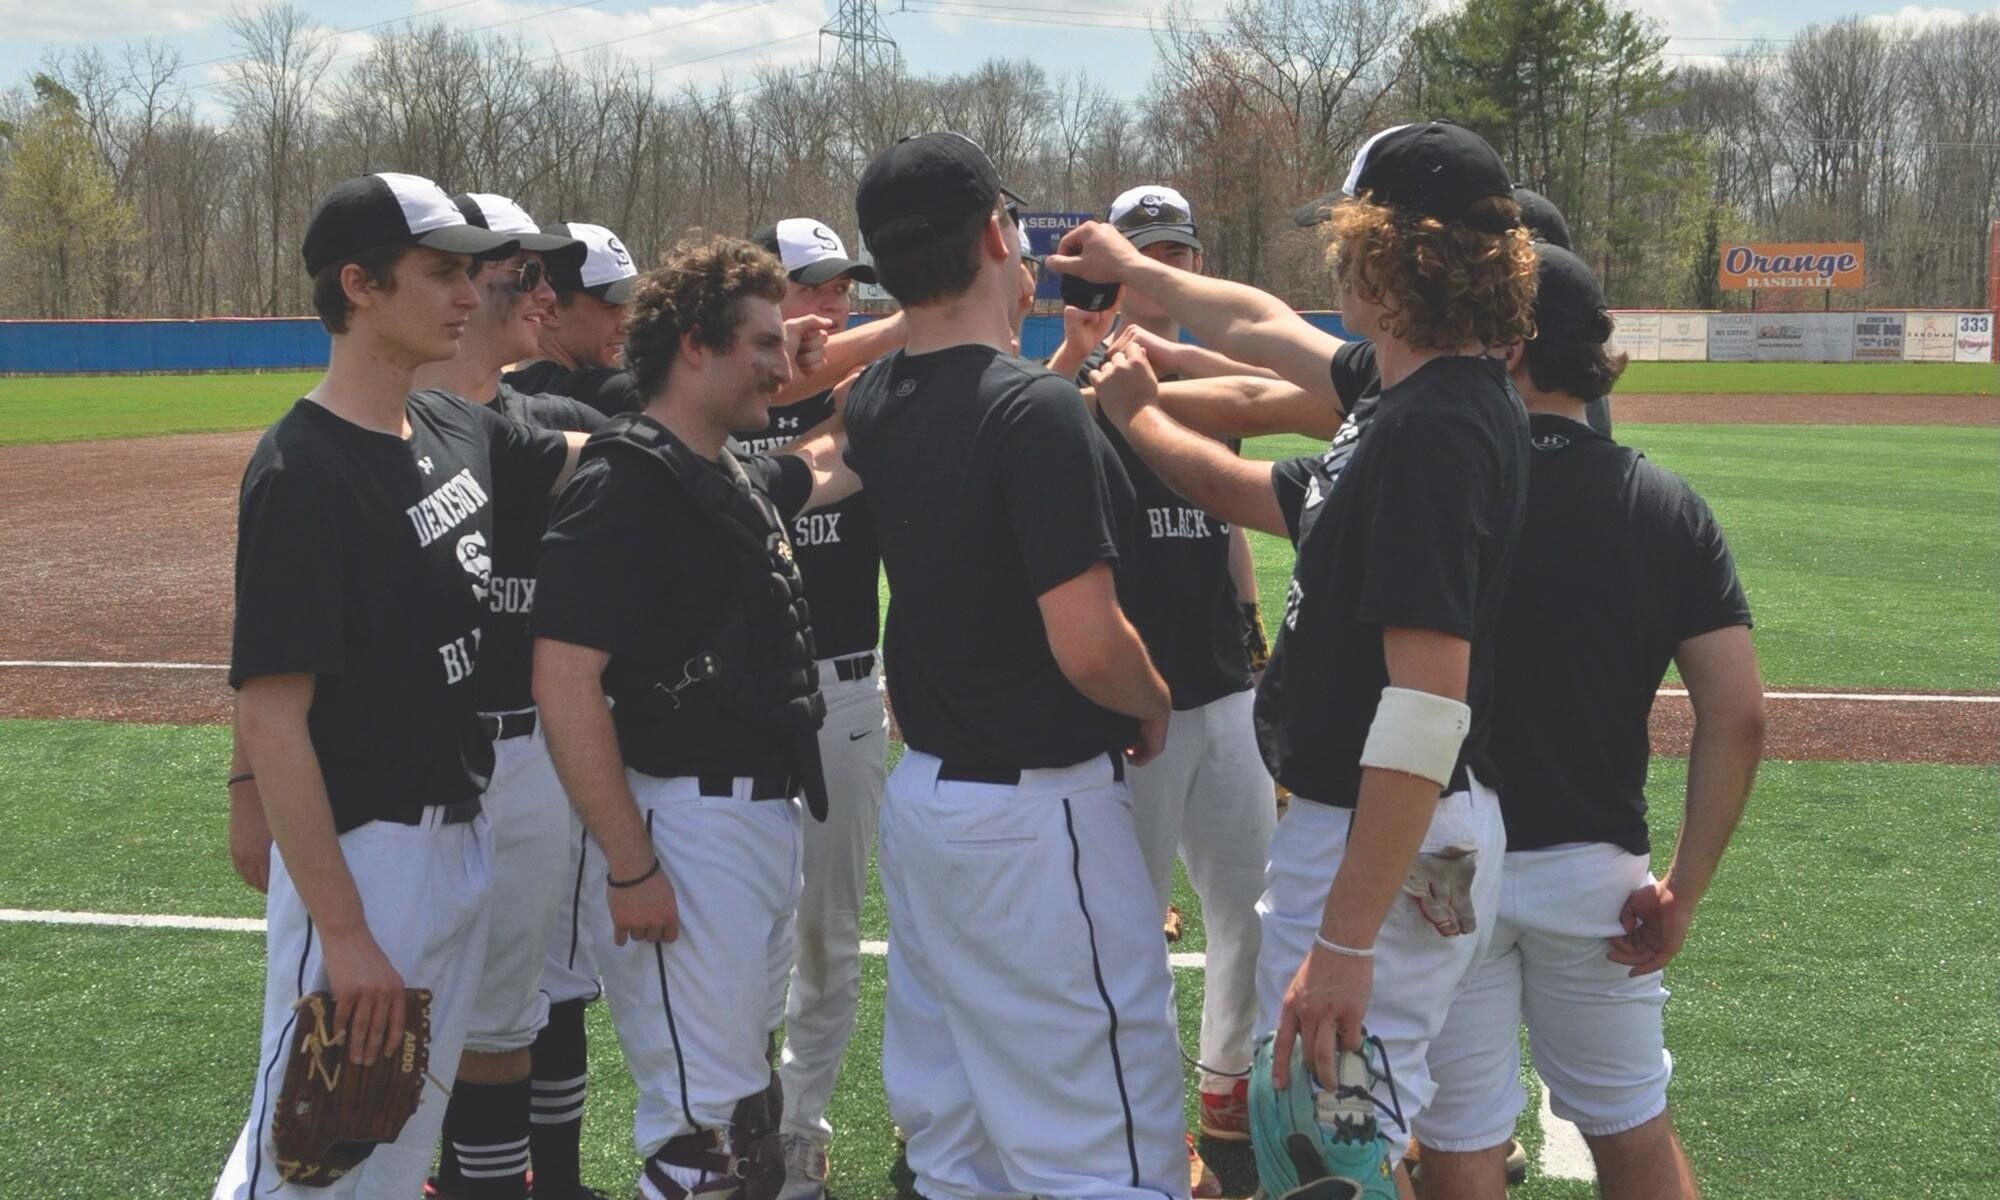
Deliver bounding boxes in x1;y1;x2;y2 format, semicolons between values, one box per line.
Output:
1494;414;1751;855
1077;344;1250;710
230;393;570;831
477;385;605;713
532;418;815;779
1317;337;1611;454
844;344;1138;769
731;391;882;659
503;360;640;418
1263;354;1529;807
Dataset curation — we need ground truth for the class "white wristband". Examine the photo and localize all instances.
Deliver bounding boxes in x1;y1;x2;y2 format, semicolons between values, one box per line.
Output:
1359;685;1471;789
1314;933;1375;958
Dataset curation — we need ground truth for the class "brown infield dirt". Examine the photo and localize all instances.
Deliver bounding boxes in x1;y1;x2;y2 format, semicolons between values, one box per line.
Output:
2;403;1993;764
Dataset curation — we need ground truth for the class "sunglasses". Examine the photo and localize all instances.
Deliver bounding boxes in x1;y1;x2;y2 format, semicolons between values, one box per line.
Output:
492;258;546;293
1114;200;1193;230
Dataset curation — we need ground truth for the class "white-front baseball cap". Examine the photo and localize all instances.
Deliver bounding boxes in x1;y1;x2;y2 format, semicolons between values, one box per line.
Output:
755;218;878;285
451;193;586;276
1107;185;1202;253
541;222;640;305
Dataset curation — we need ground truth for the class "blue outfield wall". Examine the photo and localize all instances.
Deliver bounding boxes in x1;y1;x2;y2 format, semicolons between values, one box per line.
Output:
0;319;331;374
1;312;1350;375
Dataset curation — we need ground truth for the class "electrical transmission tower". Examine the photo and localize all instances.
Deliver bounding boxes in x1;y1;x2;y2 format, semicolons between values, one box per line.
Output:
819;0;900;86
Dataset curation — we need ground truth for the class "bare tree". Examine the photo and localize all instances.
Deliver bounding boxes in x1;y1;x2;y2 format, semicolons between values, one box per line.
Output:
220;2;333;315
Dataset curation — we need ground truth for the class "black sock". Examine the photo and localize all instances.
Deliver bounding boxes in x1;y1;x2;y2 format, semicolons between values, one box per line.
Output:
437;1077;531;1199
529;999;591;1196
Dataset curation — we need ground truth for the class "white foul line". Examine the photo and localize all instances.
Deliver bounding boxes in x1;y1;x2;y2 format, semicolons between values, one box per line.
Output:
0;907;263;932
4;661;1993;704
1536;1076;1597;1180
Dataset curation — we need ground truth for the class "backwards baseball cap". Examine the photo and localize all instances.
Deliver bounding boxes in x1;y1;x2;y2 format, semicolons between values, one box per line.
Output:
1511;187;1573;251
1532;243;1610;342
452;193;587;277
1342;121;1516;232
753;218;878;286
540;222;640;304
302;172;518;276
856;132;1024;251
1108;185;1202;253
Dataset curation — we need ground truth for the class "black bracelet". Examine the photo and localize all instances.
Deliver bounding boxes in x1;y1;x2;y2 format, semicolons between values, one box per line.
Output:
607;858;661;889
226;772;256;787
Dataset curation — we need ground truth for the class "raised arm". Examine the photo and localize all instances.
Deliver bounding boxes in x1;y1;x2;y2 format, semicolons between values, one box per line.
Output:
1610;625;1764;975
237;673;407;1066
772;311;908;404
1091;345;1286;536
1141;374;1342;441
1048;221;1345;408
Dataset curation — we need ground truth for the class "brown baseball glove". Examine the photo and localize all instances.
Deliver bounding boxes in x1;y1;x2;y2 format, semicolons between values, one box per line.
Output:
270;988;434;1187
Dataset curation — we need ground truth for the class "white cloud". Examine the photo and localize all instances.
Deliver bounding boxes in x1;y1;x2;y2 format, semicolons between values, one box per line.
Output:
0;0;231;42
401;0;828;80
1861;3;2000;34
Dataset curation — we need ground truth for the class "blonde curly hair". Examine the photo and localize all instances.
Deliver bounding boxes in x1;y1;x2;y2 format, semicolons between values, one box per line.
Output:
1325;194;1538;351
623;233;788;399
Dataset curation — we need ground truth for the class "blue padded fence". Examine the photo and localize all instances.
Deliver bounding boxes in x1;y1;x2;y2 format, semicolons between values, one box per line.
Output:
0;319;331;374
1;312;1350;375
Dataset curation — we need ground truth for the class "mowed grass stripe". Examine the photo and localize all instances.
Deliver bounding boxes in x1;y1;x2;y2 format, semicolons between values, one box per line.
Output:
2;757;1992;1197
0;362;1990;446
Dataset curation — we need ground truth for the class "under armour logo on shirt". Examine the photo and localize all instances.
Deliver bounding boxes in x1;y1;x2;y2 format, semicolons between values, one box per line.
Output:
417;456;435;475
778;416;800;430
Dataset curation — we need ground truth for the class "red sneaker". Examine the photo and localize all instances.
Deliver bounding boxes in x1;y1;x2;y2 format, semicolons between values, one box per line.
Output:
1198;1078;1251;1141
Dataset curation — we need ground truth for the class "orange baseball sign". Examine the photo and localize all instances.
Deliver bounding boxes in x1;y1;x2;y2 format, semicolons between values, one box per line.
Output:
1718;242;1865;289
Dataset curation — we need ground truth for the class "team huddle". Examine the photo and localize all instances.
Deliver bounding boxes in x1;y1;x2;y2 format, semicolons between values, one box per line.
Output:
214;120;1765;1200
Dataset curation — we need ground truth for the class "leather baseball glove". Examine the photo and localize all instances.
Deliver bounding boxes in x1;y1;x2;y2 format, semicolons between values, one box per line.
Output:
270;988;434;1187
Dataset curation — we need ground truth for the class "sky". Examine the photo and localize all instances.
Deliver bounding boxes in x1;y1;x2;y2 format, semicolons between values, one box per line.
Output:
4;0;1997;120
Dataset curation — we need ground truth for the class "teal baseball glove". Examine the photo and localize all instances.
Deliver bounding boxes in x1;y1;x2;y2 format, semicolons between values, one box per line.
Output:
1248;1032;1402;1200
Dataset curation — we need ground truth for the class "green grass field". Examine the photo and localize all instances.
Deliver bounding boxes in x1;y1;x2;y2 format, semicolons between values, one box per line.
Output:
3;370;1996;1196
0;360;1990;446
3;721;1993;1199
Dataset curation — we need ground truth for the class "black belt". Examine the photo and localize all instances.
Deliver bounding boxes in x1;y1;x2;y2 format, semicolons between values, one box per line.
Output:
697;773;796;801
479;710;537;741
830;653;876;682
936;753;1125;787
382;799;482;827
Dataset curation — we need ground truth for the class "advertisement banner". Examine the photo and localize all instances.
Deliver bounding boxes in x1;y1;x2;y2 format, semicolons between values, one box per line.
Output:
1657;313;1708;360
1904;312;1958;362
1608;312;1659;361
1019;212;1093;300
1955;312;1995;364
1707;313;1756;361
1718;242;1865;290
1754;313;1855;362
1852;312;1905;360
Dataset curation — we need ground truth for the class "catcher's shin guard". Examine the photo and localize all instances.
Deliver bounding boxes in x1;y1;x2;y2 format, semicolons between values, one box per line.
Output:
642;1081;785;1200
1247;1033;1400;1200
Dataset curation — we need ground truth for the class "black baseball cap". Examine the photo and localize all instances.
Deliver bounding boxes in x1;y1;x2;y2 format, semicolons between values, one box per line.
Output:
452;193;588;277
1533;243;1609;342
302;172;518;276
856;132;1024;251
1512;187;1573;250
754;219;878;286
1343;121;1516;232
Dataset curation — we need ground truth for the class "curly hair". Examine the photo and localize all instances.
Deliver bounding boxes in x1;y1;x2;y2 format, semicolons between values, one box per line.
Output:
1323;195;1538;351
623;233;788;399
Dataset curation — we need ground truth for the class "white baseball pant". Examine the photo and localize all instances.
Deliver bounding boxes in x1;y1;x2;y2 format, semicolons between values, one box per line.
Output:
1255;780;1506;1149
1125;687;1274;1088
778;658;888;1146
879;749;1189;1200
541;806;606;1007
464;714;570;1054
214;807;493;1199
590;773;804;1164
1415;841;1673;1151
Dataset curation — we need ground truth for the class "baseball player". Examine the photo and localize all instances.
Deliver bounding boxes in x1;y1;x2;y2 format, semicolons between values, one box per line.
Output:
214;171;584;1199
1413;245;1763;1200
491;218;643;1200
732;217;893;1199
841;132;1188;1200
1053;120;1538;1187
394;193;605;1200
505;222;645;417
1046;184;1277;1142
531;234;860;1200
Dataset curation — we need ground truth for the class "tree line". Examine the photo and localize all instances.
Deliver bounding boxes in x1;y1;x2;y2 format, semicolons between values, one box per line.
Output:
1;0;1994;320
